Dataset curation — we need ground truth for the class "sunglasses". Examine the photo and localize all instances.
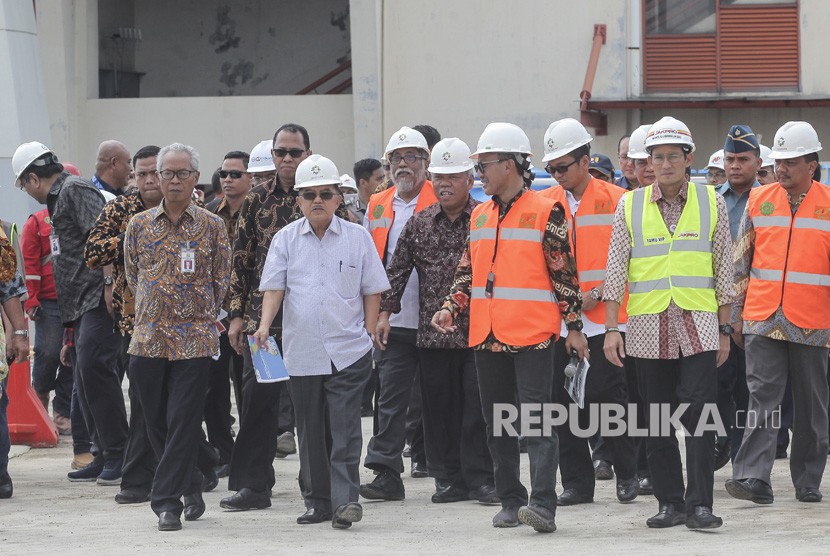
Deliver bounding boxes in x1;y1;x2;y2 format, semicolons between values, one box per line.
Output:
300;190;338;201
474;158;508;174
272;148;306;159
757;169;773;178
219;170;246;179
545;159;578;176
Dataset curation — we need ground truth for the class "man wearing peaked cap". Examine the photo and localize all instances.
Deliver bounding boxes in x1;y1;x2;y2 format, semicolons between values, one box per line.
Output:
588;154;616;184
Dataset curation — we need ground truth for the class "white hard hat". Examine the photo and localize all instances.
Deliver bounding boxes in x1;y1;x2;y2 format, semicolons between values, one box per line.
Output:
759;144;774;168
384;126;429;158
294;154;341;190
471;122;533;159
645;116;695;153
770;121;822;160
12;141;57;184
428;138;474;174
627;125;651;160
541;118;593;162
339;174;357;192
707;149;725;170
248;140;275;173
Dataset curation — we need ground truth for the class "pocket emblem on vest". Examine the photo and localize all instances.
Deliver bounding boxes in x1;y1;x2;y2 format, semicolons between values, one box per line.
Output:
760;202;774;215
372;205;385;219
518;213;537;228
474;213;488;229
814;206;830;220
594;200;613;213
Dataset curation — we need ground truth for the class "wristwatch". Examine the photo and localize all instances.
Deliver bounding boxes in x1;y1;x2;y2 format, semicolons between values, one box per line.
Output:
13;329;28;337
104;275;114;286
566;319;584;332
589;287;602;301
718;323;735;336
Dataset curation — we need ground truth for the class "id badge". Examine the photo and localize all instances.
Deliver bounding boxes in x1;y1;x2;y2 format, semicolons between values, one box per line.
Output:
49;234;61;256
180;247;196;274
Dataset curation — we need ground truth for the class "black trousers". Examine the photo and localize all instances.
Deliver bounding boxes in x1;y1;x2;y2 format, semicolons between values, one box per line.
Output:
74;299;128;461
404;370;426;466
552;335;636;496
418;348;493;490
364;327;420;474
228;340;282;493
717;337;749;459
635;351;718;514
120;334;157;493
475;346;558;512
131;355;211;516
204;333;239;464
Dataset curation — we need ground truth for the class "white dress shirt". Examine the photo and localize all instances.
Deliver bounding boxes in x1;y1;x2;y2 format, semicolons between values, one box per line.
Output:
260;216;390;376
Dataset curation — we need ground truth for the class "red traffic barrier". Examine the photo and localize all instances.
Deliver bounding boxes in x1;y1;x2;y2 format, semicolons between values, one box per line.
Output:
6;359;58;448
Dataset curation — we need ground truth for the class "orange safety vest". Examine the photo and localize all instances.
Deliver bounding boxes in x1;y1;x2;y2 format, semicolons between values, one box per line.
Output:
744;181;830;329
366;181;436;259
468;190;562;347
539;179;627;324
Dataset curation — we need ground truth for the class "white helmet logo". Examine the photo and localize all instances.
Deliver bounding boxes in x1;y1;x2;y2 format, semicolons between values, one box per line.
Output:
399;134;406;141
311;165;321;175
442;151;451;162
778;137;786;147
547;138;555;149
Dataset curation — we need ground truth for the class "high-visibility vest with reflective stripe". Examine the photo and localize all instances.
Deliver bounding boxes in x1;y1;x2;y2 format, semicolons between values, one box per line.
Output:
624;182;718;315
468;190;561;346
540;178;627;323
744;181;830;329
366;182;436;259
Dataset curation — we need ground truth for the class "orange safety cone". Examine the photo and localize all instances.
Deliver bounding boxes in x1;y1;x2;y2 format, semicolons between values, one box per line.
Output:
6;359;58;447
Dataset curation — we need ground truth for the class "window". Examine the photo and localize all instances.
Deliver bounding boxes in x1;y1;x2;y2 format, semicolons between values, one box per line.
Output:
643;0;799;93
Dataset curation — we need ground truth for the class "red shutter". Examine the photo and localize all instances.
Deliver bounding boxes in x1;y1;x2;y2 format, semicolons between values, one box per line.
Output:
718;4;799;91
644;35;718;93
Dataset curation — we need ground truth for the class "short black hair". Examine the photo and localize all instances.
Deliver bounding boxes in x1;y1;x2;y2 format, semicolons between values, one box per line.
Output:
132;145;160;168
618;135;630;151
354;158;382;184
274;123;310;150
807;153;822;181
211;167;222;194
570;144;591;163
414;125;441;150
224;150;250;168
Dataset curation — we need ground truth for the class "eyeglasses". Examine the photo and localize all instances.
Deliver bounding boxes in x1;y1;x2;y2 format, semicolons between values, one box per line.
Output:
160;169;196;181
474;159;508;174
757;169;773;178
300;190;338;201
545;159;579;176
136;170;159;180
219;170;246;179
706;170;726;180
651;153;685;165
389;153;428;165
272;148;306;159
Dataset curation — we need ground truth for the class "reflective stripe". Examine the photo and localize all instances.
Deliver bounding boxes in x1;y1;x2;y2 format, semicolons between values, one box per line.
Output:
694;184;712;240
750;267;784;281
786;271;830;287
469;228;497;242
794;218;830;233
368;217;392;231
671;275;715;289
579;269;606;281
25;275;41;281
629;278;670;294
670;239;713;252
499;228;542;242
630;189;646;248
631;244;670;258
752;215;790;228
471;286;557;302
576;214;615;227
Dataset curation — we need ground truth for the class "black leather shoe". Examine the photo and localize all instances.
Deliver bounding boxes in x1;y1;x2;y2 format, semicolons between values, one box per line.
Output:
114;488;150;504
332;502;363;529
0;475;13;499
184;491;206;521
402;445;412;458
360;470;405;501
725;478;774;504
557;488;593;506
518;504;556;533
795;487;823;503
158;511;182;531
492;506;520;528
775;447;788;459
593;460;614;480
431;483;469;503
714;439;732;471
638;477;654;495
202;467;219;492
297;507;333;524
219;487;271;510
469;484;500;505
646;503;686;528
686;506;723;529
616;477;639;503
411;461;428;478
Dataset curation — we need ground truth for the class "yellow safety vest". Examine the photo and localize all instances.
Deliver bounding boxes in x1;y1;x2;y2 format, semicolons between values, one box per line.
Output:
624;182;718;315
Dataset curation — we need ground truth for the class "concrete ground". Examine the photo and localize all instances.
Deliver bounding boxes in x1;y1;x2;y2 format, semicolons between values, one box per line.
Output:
2;420;829;555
